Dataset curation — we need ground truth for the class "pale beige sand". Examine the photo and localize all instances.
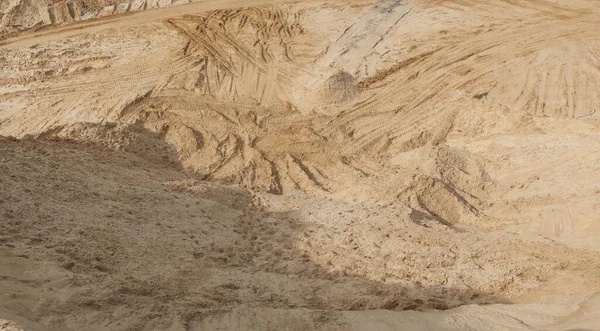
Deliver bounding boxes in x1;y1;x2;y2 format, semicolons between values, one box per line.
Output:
1;0;600;330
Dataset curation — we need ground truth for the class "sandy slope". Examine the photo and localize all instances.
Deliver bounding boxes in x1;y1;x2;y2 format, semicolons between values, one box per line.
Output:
2;0;600;330
1;130;600;331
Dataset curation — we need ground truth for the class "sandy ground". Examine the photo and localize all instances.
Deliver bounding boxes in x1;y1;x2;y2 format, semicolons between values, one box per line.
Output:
1;0;600;330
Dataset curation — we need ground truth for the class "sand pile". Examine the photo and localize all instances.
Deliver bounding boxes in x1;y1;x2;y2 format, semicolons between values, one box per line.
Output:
316;71;360;104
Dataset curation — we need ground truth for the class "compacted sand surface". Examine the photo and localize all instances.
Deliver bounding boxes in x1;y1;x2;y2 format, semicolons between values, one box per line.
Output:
1;0;600;330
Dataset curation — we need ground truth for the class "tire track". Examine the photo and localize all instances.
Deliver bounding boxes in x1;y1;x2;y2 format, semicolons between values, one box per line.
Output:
0;0;311;49
320;11;599;155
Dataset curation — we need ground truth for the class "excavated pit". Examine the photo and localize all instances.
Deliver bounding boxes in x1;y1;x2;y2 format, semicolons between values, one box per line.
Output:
2;0;600;330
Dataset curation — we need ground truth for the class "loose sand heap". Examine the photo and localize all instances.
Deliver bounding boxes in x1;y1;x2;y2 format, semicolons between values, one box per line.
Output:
1;0;600;330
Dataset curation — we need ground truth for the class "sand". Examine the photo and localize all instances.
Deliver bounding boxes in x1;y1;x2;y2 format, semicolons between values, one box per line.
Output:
1;0;600;330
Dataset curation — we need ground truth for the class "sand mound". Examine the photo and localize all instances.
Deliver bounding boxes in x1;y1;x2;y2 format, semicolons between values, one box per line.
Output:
317;71;360;104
